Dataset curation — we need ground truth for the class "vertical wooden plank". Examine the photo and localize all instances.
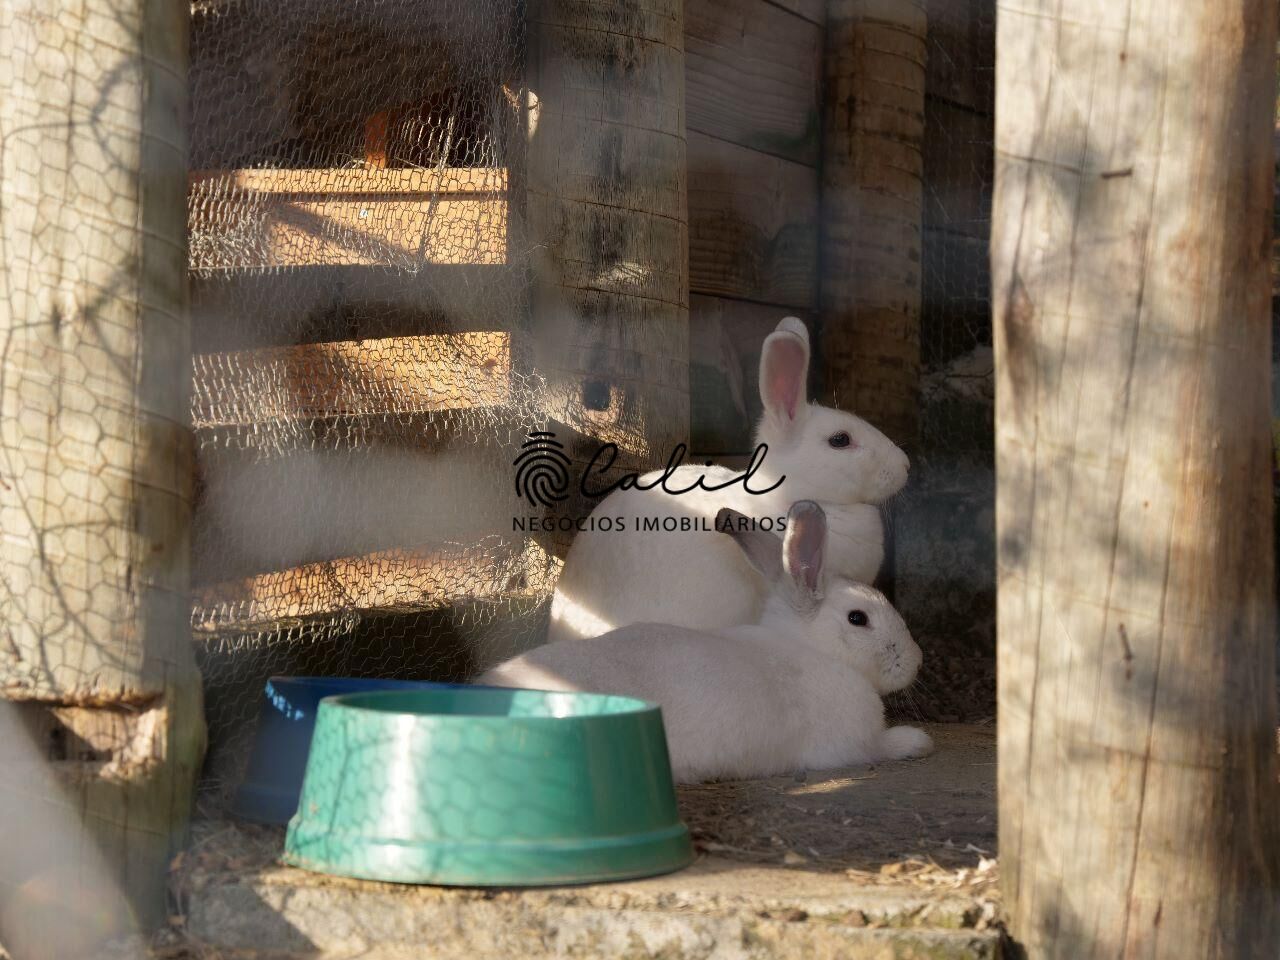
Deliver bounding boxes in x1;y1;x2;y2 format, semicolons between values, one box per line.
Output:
994;0;1280;956
819;0;927;441
0;0;202;931
525;0;690;491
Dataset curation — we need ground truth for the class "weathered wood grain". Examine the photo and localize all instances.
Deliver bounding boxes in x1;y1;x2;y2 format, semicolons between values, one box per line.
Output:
994;0;1280;956
685;0;822;164
189;266;523;354
193;539;557;635
688;131;819;309
191;435;532;586
769;0;825;26
819;0;927;442
0;0;202;928
191;332;510;428
188;168;508;270
525;0;689;492
190;167;505;195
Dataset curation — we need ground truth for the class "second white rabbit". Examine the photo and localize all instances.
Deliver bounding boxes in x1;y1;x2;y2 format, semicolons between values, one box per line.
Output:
480;501;932;783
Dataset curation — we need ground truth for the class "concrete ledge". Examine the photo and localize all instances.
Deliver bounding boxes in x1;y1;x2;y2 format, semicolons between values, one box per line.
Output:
186;868;1000;959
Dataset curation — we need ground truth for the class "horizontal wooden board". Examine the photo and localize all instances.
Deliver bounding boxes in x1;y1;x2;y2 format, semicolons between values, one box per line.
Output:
189;266;523;354
687;131;819;309
192;538;557;634
190;167;506;195
191;437;538;587
191;194;508;270
192;332;510;429
689;295;812;456
923;98;994;236
685;0;822;164
189;167;509;270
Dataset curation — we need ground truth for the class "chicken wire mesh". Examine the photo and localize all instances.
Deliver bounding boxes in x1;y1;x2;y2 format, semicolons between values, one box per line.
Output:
891;0;997;722
186;0;565;803
1;0;204;941
3;0;994;823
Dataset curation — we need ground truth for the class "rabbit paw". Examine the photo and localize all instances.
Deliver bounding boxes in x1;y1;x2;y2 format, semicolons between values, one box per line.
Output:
882;725;934;760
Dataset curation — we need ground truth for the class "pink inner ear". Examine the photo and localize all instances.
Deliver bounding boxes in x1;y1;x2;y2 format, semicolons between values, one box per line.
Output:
787;508;826;596
763;335;807;420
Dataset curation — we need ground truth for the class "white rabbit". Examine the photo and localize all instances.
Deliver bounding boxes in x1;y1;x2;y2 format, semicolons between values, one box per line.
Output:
547;316;909;644
481;502;932;783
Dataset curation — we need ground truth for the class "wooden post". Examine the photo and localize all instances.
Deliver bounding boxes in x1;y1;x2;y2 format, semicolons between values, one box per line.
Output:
524;0;689;497
819;0;926;443
0;0;202;935
994;1;1280;957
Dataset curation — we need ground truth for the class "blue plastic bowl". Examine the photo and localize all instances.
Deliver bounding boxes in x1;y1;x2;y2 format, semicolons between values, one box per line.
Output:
230;676;464;824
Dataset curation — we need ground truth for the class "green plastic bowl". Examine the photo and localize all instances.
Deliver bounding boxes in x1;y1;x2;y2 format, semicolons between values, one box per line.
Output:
283;687;694;886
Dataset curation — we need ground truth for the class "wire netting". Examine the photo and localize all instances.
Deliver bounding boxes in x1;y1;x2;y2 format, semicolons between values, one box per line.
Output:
187;0;561;803
893;0;997;721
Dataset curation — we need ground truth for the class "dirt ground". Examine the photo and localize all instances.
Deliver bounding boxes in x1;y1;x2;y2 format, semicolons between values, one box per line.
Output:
891;630;997;726
155;725;999;958
173;724;996;882
678;724;996;873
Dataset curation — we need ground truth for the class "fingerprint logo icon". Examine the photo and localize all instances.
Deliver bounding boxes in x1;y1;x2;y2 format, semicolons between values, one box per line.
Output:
514;431;572;507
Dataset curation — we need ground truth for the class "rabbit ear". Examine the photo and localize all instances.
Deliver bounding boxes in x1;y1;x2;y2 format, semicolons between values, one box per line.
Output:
773;315;810;344
759;317;811;425
781;500;826;613
716;508;782;581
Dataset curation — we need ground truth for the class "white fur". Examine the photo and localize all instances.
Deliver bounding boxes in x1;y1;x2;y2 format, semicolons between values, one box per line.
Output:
548;317;909;644
481;503;931;783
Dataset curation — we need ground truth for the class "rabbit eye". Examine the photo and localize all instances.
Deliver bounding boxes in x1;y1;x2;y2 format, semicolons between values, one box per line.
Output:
847;610;869;627
829;431;852;449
